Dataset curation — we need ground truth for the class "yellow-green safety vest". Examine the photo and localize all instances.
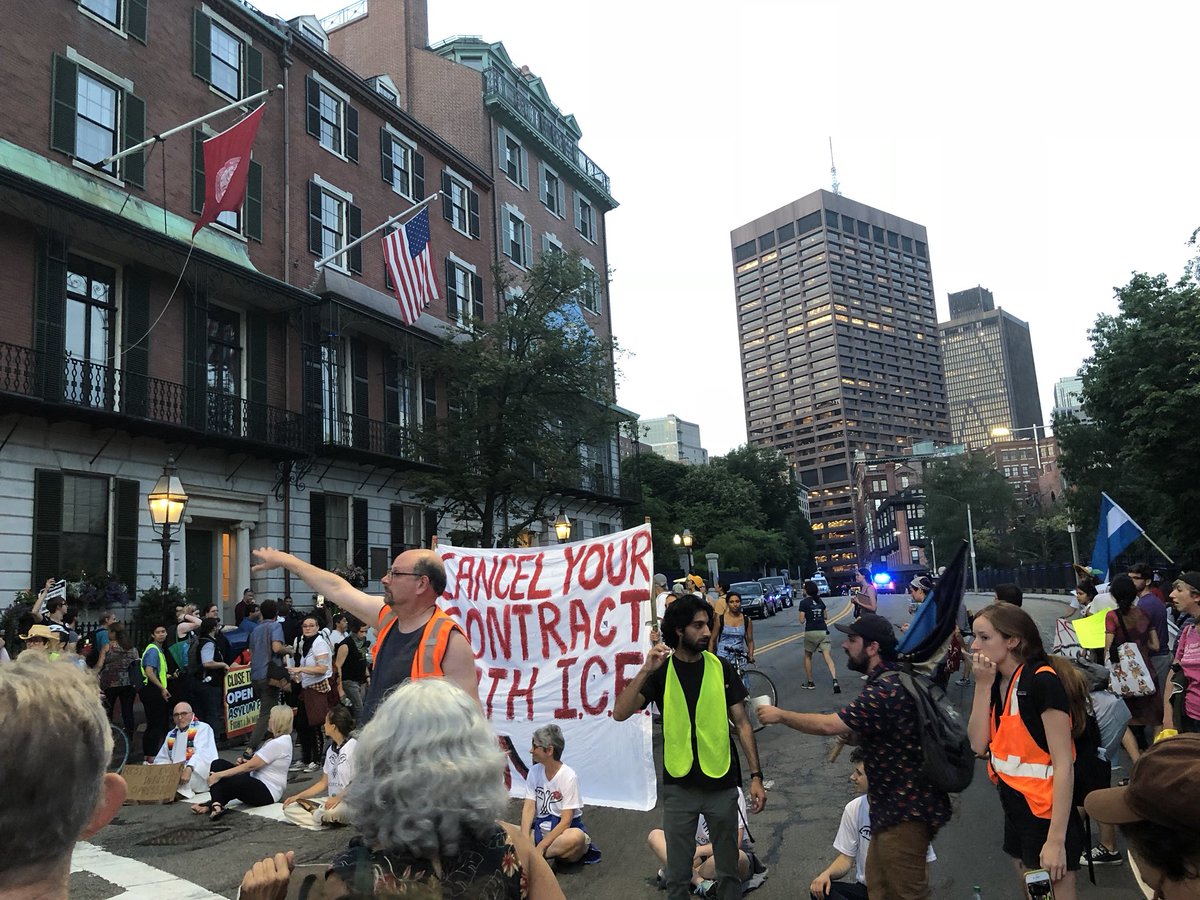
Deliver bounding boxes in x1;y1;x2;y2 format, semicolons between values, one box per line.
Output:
663;651;731;779
142;642;167;687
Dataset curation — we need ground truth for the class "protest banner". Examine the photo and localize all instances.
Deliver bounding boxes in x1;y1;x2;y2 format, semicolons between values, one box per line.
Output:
440;523;656;811
223;663;258;738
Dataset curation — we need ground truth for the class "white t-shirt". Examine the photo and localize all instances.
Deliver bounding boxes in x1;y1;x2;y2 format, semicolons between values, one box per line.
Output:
252;734;294;801
1070;588;1117;617
696;787;750;850
525;763;584;832
300;636;333;687
324;737;358;797
834;795;936;885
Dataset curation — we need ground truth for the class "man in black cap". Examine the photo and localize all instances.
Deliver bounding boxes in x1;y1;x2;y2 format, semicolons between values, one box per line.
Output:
758;613;950;899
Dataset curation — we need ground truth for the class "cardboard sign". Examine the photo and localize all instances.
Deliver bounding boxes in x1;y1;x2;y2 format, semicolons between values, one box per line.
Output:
224;664;258;737
122;763;184;804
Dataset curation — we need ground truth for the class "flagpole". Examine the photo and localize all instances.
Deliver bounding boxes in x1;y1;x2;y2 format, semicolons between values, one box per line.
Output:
314;192;441;271
92;87;281;168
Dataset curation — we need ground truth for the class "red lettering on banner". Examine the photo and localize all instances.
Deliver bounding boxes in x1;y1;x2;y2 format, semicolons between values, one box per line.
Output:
605;540;628;584
510;555;534;601
485;606;511;659
441;552;459;599
538;602;567;657
578;543;606;590
473;557;496;601
455;556;476;602
581;655;609;715
594;596;617;647
561;544;586;594
492;555;512;600
567;598;591;652
464;608;485;659
614;650;644;699
484;666;508;719
619;588;650;641
510;603;533;659
508;667;537;721
527;553;551;600
629;529;652;583
554;656;579;719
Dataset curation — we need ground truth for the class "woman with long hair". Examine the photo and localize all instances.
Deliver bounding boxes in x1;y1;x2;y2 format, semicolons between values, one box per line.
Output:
288;615;332;772
99;621;138;736
1106;574;1162;737
195;705;295;821
282;704;357;828
967;603;1089;900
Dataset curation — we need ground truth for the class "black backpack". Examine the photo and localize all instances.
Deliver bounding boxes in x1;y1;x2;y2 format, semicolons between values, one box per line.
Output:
884;668;976;793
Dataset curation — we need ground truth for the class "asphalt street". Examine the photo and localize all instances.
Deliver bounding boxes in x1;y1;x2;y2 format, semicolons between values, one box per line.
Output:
72;592;1145;899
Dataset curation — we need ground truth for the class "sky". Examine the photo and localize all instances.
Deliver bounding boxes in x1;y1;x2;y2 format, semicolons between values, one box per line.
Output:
259;0;1200;456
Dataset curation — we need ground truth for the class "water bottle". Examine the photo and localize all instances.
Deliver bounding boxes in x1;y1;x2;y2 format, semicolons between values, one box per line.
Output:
972;886;982;900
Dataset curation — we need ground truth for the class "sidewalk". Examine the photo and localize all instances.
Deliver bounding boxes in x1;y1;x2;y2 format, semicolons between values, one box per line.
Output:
965;590;1072;607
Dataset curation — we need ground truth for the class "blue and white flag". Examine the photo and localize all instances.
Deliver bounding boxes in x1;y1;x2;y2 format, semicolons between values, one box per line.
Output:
1090;493;1143;580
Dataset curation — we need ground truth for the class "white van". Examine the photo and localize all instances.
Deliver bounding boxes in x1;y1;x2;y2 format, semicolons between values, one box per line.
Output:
808;572;831;597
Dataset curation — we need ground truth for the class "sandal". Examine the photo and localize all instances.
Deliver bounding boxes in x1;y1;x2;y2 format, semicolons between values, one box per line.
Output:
209;802;227;822
190;803;211;815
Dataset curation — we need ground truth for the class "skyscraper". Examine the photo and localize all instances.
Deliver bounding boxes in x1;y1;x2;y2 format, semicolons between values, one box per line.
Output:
730;190;951;581
940;286;1043;449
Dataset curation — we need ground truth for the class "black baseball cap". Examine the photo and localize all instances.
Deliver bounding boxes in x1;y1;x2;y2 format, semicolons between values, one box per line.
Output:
834;612;898;647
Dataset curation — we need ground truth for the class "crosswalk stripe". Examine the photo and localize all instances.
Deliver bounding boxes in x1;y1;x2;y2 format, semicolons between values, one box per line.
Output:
71;841;226;899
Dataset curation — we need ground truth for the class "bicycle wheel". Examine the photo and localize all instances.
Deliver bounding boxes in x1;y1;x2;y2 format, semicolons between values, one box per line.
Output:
741;669;777;733
108;724;129;774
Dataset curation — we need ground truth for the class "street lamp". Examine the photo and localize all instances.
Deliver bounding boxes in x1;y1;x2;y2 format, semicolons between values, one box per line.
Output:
553;509;572;543
673;528;694;576
931;492;978;592
147;457;189;589
989;424;1046;474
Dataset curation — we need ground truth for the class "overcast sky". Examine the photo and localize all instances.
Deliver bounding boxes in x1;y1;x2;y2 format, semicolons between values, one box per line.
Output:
261;0;1200;456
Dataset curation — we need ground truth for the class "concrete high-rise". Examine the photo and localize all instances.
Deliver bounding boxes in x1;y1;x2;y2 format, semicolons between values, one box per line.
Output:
640;415;709;466
730;190;951;582
940;286;1043;449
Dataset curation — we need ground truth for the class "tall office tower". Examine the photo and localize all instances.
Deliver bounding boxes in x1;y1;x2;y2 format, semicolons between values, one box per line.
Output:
730;190;951;582
1052;375;1088;422
940;286;1043;449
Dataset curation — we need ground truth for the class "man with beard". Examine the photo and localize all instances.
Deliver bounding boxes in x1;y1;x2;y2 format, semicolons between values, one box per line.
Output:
615;593;766;900
758;614;950;900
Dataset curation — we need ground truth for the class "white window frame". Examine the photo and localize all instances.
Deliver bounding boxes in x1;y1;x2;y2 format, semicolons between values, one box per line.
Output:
542;232;563;257
540;162;563;217
198;123;249;238
374;75;399;105
447;252;478;328
445;167;473;238
579;258;601;314
503;205;530;269
501;130;527;188
312;73;349;160
78;0;129;38
575;193;595;242
384;126;418;199
66;50;134;184
313;175;353;275
201;5;253;100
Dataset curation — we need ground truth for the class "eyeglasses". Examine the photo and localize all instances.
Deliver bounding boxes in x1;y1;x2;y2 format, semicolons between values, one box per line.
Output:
173;711;193;717
388;571;425;579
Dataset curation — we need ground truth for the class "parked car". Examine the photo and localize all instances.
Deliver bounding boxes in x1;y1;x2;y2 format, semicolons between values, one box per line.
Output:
729;581;771;619
758;576;793;609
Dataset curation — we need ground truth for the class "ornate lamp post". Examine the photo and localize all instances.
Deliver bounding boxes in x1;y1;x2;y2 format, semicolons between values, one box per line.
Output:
673;528;694;576
147;457;189;588
553;509;573;543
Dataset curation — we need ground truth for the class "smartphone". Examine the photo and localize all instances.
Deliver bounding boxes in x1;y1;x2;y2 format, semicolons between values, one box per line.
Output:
1024;868;1053;900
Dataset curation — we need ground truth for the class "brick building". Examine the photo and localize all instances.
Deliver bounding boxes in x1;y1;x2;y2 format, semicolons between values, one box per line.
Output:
0;0;626;607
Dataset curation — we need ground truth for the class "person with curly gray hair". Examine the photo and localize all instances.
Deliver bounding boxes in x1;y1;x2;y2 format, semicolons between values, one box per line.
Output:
322;678;563;899
0;653;126;897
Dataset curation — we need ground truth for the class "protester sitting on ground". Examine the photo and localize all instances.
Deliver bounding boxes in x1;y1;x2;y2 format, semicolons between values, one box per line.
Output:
1106;573;1162;740
647;786;760;896
153;702;219;798
0;653;126;898
520;724;601;867
1162;572;1200;736
1075;659;1134;867
323;677;562;898
193;704;294;821
809;748;936;899
968;603;1090;900
282;705;358;828
994;583;1024;607
1085;733;1200;898
797;580;839;693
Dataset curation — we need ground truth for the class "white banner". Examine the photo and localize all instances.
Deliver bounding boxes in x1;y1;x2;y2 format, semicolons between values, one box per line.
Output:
439;523;656;811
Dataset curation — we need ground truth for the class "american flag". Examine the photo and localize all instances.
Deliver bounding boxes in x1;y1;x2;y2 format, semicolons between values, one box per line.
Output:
382;207;439;325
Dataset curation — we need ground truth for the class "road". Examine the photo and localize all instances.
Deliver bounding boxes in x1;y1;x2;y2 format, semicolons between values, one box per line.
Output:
71;593;1145;898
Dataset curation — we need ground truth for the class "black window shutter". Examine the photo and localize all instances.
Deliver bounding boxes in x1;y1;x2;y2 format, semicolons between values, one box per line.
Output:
122;91;146;187
444;258;458;320
380;128;392;185
127;0;148;44
191;129;205;214
113;479;140;586
345;103;359;163
246;160;263;241
351;338;369;448
245;45;263;98
301;313;323;446
310;493;327;570
32;470;64;588
390;503;404;556
412;152;424;200
422;374;437;423
352;498;368;568
423;509;437;547
472;273;484;322
348;204;362;274
184;289;209;429
50;54;78;156
246;312;268;440
192;9;212;83
468;189;480;238
383;354;400;426
307;180;322;255
305;75;320;138
441;172;452;221
122;266;150;417
34;232;67;401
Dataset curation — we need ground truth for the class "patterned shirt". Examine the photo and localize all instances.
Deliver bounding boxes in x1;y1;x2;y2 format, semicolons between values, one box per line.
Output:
837;663;951;834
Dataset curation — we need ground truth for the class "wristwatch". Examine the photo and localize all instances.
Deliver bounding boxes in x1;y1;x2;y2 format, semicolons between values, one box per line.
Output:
749;771;764;780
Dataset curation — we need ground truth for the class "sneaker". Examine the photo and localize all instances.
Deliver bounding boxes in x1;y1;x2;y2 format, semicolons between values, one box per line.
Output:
832;679;841;694
804;682;816;690
860;674;868;681
1080;844;1123;866
655;869;666;889
693;880;716;897
288;761;304;771
304;761;319;773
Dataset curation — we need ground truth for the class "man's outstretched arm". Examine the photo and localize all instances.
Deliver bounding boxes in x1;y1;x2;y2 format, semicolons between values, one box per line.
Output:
251;547;384;625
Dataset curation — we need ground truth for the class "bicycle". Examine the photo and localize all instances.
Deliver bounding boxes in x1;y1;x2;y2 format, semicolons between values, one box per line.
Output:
108;723;129;774
725;652;777;733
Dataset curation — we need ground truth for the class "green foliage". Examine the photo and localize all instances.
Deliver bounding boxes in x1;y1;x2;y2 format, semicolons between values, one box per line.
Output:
408;252;622;547
132;585;193;645
923;452;1016;568
1057;272;1200;561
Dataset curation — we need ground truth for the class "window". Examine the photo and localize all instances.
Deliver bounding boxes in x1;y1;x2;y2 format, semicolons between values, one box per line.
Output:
500;130;527;186
440;169;480;238
310;493;349;570
376;80;398;104
575;194;595;242
206;306;242;434
540;163;564;216
64;255;117;408
307;180;362;273
305;75;359;162
32;470;139;588
79;0;147;40
579;260;601;313
542;233;563;256
391;504;426;552
380;129;423;200
504;208;531;268
192;9;263;101
191;128;263;240
50;55;145;186
445;257;484;327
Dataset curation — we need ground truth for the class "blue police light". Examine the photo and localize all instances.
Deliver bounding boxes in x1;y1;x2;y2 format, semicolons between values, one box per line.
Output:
872;572;892;586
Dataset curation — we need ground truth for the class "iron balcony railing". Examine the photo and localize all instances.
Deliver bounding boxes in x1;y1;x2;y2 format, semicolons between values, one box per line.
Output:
315;409;423;464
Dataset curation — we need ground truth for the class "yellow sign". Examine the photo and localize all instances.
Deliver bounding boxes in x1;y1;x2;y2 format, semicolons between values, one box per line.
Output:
1074;610;1109;650
224;664;258;737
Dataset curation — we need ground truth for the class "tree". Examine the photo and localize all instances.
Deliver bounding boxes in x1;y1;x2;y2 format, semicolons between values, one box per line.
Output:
1057;272;1200;562
715;445;816;574
922;452;1016;569
409;252;622;547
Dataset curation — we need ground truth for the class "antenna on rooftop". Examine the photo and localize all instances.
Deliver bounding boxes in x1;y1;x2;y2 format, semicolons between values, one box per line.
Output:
829;137;841;196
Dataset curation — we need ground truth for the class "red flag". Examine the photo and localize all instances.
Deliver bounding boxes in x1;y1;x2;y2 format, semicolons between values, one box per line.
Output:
382;208;439;324
192;104;266;237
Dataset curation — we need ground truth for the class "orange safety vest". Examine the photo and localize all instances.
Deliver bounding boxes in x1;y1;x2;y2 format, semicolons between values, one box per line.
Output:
988;663;1073;819
372;606;463;679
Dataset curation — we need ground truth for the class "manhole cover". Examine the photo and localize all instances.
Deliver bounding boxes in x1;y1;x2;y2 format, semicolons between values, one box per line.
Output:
138;826;231;846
